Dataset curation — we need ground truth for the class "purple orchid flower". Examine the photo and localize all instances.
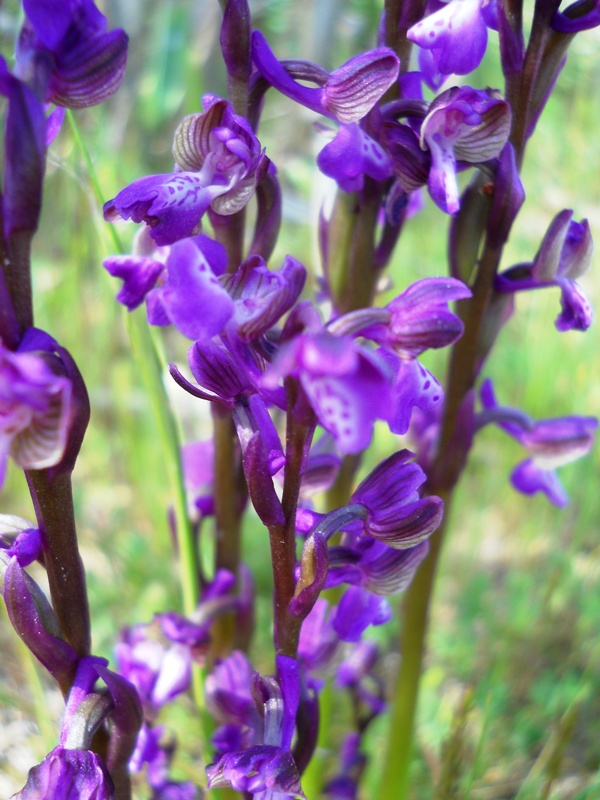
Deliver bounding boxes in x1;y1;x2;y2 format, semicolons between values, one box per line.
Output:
205;651;259;729
105;234;305;345
332;586;391;643
222;253;307;341
16;0;128;108
297;599;341;676
479;379;598;506
323;733;366;800
0;516;41;567
420;85;511;214
327;537;430;596
0;342;72;489
264;321;394;454
104;96;268;246
251;31;398;193
11;747;115;800
317;122;394;193
495;209;593;332
350;450;444;548
408;0;498;79
252;31;399;124
130;724;200;800
206;657;305;798
146;237;234;339
339;277;471;358
115;623;193;712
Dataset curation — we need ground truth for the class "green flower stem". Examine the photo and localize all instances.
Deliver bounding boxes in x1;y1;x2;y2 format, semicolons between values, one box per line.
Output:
377;490;450;800
377;16;561;783
327;180;381;315
126;314;200;615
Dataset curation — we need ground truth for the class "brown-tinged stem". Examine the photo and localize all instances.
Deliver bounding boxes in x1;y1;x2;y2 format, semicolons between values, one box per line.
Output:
212;405;243;575
384;0;428;75
270;379;314;658
26;470;91;657
210;209;246;273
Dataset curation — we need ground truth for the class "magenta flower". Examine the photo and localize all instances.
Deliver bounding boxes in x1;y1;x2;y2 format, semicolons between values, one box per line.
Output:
265;327;393;454
479;379;598;507
317;123;393;192
356;277;471;358
408;0;498;78
11;747;115;800
350;450;444;548
495;209;593;332
252;31;399;124
420;86;511;214
16;0;128;107
0;342;72;489
104;97;268;245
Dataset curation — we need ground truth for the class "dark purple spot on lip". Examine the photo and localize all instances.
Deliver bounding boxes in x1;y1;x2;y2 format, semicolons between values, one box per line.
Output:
423;380;431;390
432;395;440;402
429;31;435;38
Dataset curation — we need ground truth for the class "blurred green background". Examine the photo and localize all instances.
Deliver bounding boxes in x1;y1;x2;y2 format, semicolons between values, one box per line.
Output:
1;1;599;798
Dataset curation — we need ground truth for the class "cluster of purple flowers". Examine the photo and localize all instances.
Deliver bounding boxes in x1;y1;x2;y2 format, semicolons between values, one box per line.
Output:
0;0;598;799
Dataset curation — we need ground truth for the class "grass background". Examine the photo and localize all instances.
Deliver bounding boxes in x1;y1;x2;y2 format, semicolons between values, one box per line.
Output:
1;1;599;797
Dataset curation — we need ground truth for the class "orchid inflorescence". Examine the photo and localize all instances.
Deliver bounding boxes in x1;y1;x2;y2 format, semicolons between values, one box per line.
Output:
0;1;597;799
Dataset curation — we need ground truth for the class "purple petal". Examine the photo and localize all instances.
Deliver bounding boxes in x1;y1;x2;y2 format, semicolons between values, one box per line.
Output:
252;31;398;123
0;59;46;237
103;255;164;310
45;105;66;145
322;48;400;123
205;652;257;727
19;0;128;109
408;0;488;76
385;356;444;436
251;31;326;115
297;599;339;672
207;745;305;797
511;459;569;507
317;123;393;192
332;587;391;642
360;539;430;595
384;277;471;357
104;173;217;246
555;278;593;332
521;416;597;470
151;644;192;707
226;254;307;340
148;238;234;339
12;747;115;800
